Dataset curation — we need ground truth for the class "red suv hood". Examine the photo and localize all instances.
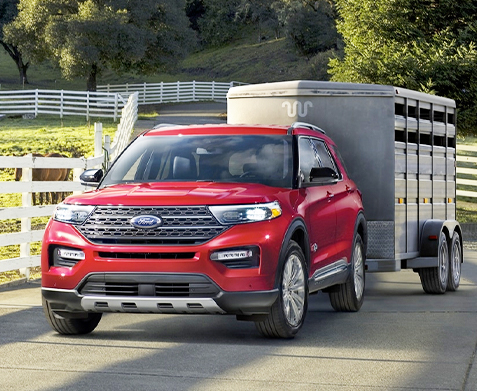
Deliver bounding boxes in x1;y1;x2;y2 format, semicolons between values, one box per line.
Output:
65;182;287;206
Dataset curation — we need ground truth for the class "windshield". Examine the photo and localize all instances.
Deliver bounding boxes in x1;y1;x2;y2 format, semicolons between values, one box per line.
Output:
100;135;293;188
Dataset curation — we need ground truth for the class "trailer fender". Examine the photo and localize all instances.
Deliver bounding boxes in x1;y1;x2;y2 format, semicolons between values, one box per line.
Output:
419;219;462;258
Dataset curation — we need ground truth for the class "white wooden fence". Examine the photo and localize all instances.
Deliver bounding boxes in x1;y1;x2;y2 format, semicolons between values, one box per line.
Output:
97;80;244;105
0;92;138;276
0;81;241;121
457;144;477;199
0;89;126;121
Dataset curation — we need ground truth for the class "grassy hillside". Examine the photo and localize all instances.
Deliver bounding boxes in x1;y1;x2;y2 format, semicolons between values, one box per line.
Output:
0;31;325;91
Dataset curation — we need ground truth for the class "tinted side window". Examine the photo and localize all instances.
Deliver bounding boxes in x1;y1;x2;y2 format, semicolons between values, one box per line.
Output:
299;137;340;184
309;139;340;177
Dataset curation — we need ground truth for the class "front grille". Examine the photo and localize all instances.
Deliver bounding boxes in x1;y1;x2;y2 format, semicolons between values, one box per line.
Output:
77;206;228;245
79;273;221;298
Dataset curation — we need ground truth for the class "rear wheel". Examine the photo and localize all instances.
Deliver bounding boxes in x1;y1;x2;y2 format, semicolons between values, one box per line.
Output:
255;241;308;339
418;232;448;294
42;296;102;335
329;233;365;312
447;231;462;292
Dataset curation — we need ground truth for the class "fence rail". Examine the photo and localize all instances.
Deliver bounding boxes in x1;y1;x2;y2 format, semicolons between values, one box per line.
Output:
0;89;125;121
97;80;243;105
0;92;138;276
457;144;477;199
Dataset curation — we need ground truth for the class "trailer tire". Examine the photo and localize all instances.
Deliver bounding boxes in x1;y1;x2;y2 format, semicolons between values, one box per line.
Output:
447;231;462;292
42;296;102;335
255;240;308;338
418;232;449;294
329;233;365;312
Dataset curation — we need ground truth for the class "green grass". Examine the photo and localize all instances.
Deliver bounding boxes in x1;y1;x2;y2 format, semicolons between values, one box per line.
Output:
0;115;119;282
0;115;117;157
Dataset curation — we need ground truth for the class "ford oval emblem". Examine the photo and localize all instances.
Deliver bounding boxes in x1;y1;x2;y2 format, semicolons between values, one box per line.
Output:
130;215;162;229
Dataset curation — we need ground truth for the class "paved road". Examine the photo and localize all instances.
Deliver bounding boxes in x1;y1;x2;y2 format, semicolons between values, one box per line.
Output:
1;248;477;391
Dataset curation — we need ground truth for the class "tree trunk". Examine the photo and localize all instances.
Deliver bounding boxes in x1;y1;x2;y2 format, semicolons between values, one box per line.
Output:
86;63;98;91
1;42;29;84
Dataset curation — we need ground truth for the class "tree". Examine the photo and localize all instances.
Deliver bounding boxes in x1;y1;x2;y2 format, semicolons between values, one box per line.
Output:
271;0;340;57
4;0;196;91
186;0;205;32
236;0;278;42
329;0;477;133
0;0;29;84
197;0;241;47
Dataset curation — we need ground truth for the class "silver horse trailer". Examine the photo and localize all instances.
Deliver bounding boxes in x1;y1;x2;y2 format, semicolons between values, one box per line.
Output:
227;80;462;294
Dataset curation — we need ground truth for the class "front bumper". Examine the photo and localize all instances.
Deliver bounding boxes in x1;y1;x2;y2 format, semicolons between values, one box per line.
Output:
42;272;279;318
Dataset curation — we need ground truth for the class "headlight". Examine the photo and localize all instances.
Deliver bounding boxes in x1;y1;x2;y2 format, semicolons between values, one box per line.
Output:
54;204;95;224
209;201;282;225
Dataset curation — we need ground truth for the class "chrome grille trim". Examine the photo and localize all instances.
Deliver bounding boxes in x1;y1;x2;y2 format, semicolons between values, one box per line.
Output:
77;205;228;245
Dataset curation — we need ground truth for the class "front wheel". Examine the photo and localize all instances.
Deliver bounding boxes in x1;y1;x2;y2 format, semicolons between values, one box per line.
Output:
42;296;102;335
255;240;308;338
329;233;365;312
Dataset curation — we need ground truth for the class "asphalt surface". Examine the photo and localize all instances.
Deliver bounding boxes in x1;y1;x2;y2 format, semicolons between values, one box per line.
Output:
1;249;477;390
2;104;477;390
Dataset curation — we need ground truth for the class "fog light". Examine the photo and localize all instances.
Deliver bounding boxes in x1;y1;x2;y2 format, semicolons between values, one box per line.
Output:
210;246;259;269
51;247;85;268
58;248;85;261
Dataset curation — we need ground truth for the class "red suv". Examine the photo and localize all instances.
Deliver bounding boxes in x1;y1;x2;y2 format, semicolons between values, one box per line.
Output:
41;122;366;338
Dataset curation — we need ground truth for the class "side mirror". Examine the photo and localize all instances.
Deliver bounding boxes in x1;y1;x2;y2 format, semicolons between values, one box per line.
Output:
80;169;103;186
309;167;339;183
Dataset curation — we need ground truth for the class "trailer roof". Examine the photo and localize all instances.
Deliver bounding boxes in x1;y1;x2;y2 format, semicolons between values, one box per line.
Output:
227;80;456;108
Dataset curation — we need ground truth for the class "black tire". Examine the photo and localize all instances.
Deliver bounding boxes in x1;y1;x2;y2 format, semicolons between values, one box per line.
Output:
255;240;308;339
418;232;449;294
447;231;462;292
42;296;102;335
329;233;365;312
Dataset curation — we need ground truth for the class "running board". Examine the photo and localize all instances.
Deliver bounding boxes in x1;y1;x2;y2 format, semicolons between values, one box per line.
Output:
308;259;350;293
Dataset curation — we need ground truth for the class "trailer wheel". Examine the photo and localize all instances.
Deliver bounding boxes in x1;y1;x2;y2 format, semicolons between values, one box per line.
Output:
418;232;449;294
447;231;462;292
42;296;102;335
329;233;365;312
255;240;308;338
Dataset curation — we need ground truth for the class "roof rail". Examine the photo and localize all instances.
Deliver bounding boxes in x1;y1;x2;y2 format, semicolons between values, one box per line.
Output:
287;122;326;135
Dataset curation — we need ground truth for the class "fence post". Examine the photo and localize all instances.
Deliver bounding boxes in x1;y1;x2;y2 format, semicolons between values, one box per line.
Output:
86;91;90;121
193;80;196;101
114;93;118;122
19;157;33;279
60;90;64;119
34;89;39;117
143;82;147;105
177;81;180;102
212;81;215;101
94;122;103;158
160;82;163;103
103;135;111;171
